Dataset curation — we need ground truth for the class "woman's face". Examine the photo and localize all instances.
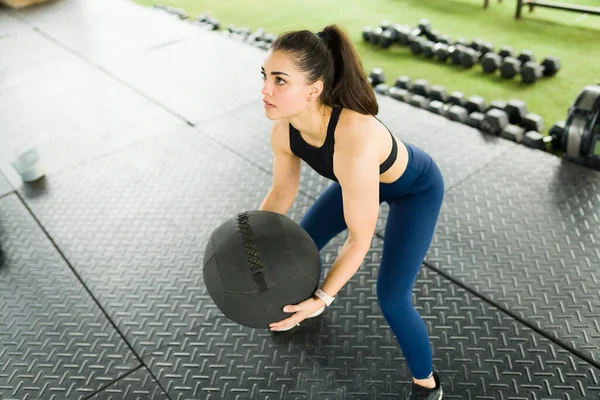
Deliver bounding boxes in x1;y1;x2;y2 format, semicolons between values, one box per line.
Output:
261;50;321;120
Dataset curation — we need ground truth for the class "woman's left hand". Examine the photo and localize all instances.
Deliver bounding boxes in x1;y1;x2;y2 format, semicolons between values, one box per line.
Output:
269;296;325;331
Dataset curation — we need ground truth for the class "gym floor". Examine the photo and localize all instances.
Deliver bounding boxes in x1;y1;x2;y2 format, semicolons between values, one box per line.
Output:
0;0;599;399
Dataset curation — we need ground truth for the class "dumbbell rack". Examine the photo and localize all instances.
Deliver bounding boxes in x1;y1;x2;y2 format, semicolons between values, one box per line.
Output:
370;71;550;150
363;20;561;84
154;5;277;51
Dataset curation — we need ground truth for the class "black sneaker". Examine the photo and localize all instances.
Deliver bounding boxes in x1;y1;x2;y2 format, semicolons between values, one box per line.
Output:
406;372;443;400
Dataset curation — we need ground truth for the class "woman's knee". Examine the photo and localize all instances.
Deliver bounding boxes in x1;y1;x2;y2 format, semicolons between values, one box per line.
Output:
376;284;413;315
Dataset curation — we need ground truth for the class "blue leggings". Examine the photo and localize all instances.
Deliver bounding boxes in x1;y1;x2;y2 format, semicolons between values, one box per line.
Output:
300;142;444;379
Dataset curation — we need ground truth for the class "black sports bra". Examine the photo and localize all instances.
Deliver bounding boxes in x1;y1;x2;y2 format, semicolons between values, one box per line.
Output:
288;107;397;182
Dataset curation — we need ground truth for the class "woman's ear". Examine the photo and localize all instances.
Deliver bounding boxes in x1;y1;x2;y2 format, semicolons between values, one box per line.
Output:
309;80;324;101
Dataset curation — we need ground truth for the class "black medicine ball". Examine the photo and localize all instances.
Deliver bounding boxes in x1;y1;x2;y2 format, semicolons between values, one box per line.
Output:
203;210;321;328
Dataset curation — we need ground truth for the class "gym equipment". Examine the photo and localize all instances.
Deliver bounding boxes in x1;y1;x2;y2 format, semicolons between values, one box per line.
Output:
481;53;502;73
522;113;545;132
434;43;450;62
489;100;508;112
500;124;526;142
498;46;515;59
499;57;521;79
551;85;600;170
522;131;548;150
155;5;188;19
371;69;547;143
460;47;481;68
499;51;535;79
447;105;469;123
409;94;430;108
375;84;391;95
481;46;514;73
203;211;321;329
549;121;566;149
362;26;376;43
429;85;448;103
427;100;446;115
466;96;487;114
449;44;468;65
226;25;250;39
412;18;432;38
466;112;485;129
369;68;386;86
457;41;494;68
481;108;509;134
196;14;220;30
412;79;430;97
505;99;528;125
409;36;426;55
388;87;411;102
521;57;561;84
448;91;466;107
395;76;413;91
421;41;436;58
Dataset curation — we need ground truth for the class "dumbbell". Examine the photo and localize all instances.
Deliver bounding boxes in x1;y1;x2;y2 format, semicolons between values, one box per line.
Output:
549;121;566;150
448;91;467;107
424;85;470;121
427;100;446;115
428;85;448;103
466;112;485;129
247;28;272;48
375;83;391;95
362;26;376;43
394;75;413;91
446;105;469;123
399;78;430;109
499;50;535;79
501;99;545;132
421;41;438;58
409;94;430;109
196;14;220;30
465;95;487;114
369;68;386;87
408;36;427;55
263;32;276;44
375;23;405;48
434;43;451;62
458;41;495;68
411;19;433;38
480;46;515;74
449;44;469;65
389;87;412;102
387;76;412;102
481;107;543;142
155;5;188;19
481;108;509;135
396;25;414;45
409;79;431;109
363;23;392;47
521;57;561;83
223;25;249;41
411;79;431;97
522;131;552;150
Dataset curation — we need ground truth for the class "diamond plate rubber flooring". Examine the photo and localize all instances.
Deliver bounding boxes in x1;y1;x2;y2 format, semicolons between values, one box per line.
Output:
1;1;599;399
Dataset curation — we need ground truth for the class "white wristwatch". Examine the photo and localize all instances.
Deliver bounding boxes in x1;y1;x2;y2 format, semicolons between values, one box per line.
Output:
314;288;335;306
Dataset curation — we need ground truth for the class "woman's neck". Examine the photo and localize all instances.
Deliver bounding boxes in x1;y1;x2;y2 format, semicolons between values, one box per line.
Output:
287;104;333;142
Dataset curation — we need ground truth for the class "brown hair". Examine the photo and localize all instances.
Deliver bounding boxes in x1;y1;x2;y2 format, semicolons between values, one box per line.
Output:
271;25;378;115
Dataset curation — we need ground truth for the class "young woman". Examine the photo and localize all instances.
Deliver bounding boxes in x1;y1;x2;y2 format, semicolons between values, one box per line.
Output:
258;25;445;400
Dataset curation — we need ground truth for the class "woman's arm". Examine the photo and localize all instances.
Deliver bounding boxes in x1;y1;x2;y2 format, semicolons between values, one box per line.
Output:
319;130;380;300
259;121;301;214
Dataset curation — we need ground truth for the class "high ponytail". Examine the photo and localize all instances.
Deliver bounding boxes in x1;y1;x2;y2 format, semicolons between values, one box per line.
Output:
271;24;378;115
